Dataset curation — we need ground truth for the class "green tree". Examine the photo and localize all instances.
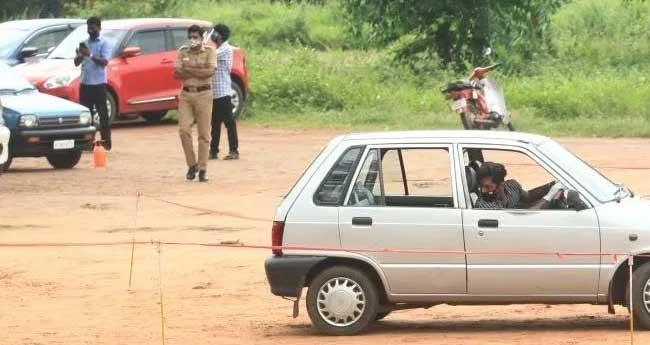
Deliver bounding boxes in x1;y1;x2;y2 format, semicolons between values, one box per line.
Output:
343;0;567;72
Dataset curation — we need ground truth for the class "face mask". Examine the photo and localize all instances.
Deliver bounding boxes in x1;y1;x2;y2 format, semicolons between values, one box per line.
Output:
189;38;201;48
481;191;497;201
89;31;99;40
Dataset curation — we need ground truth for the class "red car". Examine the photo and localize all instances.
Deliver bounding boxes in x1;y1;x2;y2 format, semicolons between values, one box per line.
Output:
16;18;249;123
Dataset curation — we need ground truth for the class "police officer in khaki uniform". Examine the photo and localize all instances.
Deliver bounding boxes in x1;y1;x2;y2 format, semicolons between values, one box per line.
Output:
174;25;216;182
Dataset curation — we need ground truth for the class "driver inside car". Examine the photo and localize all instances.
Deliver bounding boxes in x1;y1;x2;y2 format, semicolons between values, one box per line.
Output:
474;162;565;210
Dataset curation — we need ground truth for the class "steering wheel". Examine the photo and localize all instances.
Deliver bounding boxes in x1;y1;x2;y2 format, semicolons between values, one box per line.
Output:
351;183;376;206
548;190;568;210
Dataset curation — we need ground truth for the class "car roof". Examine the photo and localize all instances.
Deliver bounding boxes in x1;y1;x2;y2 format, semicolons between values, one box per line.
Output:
101;18;212;31
342;130;550;145
0;19;85;31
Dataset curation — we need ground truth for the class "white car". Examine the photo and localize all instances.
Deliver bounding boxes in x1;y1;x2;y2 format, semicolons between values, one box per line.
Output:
0;100;10;167
265;130;646;335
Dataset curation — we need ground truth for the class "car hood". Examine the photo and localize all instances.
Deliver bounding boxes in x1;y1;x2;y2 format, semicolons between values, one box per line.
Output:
0;92;86;117
14;58;77;84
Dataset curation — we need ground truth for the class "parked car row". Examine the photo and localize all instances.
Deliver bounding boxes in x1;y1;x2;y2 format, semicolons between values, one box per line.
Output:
0;62;95;170
0;18;249;171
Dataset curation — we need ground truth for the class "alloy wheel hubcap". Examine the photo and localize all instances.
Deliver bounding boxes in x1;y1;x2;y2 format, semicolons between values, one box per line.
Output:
317;277;366;327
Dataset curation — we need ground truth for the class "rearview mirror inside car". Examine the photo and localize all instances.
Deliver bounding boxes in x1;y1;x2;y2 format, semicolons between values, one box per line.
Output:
121;47;141;58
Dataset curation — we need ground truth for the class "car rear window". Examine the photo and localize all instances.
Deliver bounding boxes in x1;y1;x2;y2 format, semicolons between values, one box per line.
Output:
314;147;363;206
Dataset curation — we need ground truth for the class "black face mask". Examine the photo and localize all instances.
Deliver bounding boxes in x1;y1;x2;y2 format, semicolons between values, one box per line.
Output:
481;191;497;201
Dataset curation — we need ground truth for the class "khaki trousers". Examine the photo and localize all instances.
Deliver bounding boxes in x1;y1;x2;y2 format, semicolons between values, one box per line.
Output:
178;90;213;170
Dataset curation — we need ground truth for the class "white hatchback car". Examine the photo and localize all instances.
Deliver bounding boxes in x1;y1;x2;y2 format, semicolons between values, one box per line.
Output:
265;130;650;335
0;100;10;167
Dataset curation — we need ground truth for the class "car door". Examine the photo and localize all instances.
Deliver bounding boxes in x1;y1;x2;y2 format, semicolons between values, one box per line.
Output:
459;144;601;299
117;29;175;113
338;144;467;295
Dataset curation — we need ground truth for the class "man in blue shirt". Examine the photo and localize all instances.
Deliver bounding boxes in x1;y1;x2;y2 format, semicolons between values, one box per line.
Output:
74;17;113;150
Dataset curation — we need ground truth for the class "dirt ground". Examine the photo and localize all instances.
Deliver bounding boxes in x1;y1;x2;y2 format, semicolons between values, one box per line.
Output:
1;123;650;345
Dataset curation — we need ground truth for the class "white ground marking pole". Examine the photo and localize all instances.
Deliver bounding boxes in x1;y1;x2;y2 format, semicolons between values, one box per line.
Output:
128;192;141;289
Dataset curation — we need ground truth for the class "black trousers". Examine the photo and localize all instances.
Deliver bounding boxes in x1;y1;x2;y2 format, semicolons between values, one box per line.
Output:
210;96;238;154
79;83;111;143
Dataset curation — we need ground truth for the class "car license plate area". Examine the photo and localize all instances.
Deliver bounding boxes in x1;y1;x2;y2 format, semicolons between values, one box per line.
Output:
53;139;75;150
453;98;467;112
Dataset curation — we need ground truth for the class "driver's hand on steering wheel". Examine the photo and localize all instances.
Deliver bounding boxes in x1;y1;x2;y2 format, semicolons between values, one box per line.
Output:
543;181;566;201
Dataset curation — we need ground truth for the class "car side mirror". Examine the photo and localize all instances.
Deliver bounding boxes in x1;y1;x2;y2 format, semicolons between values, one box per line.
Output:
19;47;38;61
121;47;141;58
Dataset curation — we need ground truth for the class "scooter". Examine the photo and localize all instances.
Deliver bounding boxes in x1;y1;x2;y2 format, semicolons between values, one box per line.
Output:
441;63;514;131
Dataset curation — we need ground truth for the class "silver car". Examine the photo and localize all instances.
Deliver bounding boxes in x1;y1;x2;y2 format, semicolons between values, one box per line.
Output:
265;130;649;335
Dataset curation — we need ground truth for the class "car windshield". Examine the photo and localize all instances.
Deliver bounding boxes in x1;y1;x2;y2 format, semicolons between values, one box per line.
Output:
48;26;127;59
0;62;36;94
0;28;30;58
538;140;620;203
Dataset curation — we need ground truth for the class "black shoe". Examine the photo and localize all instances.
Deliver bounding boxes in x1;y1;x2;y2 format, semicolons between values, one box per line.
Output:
104;140;112;151
209;151;218;160
223;152;239;160
186;165;198;180
198;170;208;182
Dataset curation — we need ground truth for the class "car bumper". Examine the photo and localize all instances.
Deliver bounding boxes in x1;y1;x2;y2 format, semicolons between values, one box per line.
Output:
11;126;96;157
264;255;327;297
0;126;10;164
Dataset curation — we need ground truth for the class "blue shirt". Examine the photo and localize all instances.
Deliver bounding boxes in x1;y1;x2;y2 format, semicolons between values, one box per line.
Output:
80;36;112;85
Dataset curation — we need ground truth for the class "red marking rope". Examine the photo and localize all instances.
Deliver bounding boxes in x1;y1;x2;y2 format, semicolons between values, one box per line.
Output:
141;194;268;223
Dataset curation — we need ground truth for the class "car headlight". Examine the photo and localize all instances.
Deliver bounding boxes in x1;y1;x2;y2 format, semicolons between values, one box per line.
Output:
19;114;38;128
79;111;92;126
43;69;81;89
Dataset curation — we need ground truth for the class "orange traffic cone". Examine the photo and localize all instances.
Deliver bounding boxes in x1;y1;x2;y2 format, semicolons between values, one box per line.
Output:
93;141;106;167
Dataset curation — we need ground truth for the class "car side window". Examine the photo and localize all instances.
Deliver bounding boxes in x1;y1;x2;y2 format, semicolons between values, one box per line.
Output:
126;30;166;55
314;147;363;206
170;29;187;50
348;147;455;208
464;148;590;210
26;29;69;55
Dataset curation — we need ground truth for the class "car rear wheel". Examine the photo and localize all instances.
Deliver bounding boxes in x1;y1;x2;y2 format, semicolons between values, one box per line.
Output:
46;150;82;169
629;261;650;329
142;111;168;123
0;155;12;172
306;266;378;336
231;81;245;119
375;311;391;321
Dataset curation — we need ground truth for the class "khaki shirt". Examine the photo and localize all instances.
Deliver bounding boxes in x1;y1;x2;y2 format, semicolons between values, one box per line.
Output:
174;44;217;87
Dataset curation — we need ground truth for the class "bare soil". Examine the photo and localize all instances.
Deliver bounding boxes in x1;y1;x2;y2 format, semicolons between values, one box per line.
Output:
1;123;650;345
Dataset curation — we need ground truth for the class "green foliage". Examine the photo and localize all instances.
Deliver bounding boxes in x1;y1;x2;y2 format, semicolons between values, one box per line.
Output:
175;0;352;50
342;0;566;72
64;0;180;18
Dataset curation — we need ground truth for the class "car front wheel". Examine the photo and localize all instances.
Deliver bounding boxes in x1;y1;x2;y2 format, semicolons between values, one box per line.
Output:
46;150;82;169
306;266;378;336
231;81;245;119
631;261;650;329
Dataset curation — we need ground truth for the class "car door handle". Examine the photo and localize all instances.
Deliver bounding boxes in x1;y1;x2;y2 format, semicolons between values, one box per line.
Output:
352;217;373;226
478;219;499;228
161;59;174;64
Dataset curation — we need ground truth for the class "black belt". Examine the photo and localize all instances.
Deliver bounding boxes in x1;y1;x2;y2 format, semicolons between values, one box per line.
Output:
183;85;211;92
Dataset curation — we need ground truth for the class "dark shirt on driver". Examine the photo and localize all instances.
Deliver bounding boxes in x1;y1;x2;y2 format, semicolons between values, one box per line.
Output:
475;179;527;209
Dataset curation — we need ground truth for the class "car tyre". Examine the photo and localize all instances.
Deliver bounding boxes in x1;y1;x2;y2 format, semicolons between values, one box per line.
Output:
374;311;391;321
46;150;82;169
231;81;245;119
142;111;168;123
628;262;650;329
107;91;118;126
0;155;12;172
306;266;378;336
